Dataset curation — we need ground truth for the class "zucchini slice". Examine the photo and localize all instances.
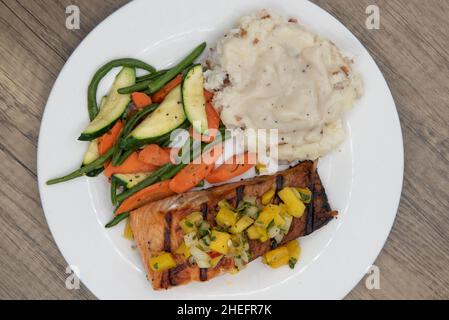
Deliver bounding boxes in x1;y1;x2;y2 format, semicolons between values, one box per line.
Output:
81;96;107;166
82;139;100;165
123;85;186;149
113;172;152;189
182;64;208;134
79;67;136;141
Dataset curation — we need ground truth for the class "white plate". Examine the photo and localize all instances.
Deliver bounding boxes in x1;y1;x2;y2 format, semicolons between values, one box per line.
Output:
37;0;403;299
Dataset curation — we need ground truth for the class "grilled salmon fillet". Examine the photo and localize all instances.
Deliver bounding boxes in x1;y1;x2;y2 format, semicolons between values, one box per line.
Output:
130;160;336;290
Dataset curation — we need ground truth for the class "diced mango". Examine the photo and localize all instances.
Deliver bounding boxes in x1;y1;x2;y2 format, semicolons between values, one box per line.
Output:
216;207;237;228
179;211;204;233
180;219;196;234
218;199;232;210
263;246;290;268
278;187;306;218
256;204;281;228
209;230;231;255
247;225;269;241
229;216;254;234
186;211;203;225
273;211;285;227
261;188;275;205
149;252;176;271
257;226;269;242
175;241;191;259
255;162;267;174
246;225;260;240
286;240;301;261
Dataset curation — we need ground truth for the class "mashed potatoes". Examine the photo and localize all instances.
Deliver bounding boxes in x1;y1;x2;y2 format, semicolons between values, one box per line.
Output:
204;10;363;161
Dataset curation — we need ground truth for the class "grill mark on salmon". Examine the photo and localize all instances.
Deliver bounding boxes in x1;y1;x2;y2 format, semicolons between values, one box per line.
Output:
169;262;188;286
199;268;208;281
163;212;172;252
235;185;245;207
305;183;315;235
200;202;208;219
273;175;284;204
129;161;336;290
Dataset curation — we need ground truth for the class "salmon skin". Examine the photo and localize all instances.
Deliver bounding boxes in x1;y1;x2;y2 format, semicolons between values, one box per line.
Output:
130;160;337;290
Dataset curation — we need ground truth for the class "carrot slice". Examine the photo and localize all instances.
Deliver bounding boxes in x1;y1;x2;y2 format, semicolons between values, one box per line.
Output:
169;163;214;194
131;92;152;109
115;180;174;214
205;152;255;184
152;74;183;103
189;101;221;142
97;120;123;156
169;144;222;193
138;144;171;166
204;89;214;103
104;152;157;178
203;102;220;142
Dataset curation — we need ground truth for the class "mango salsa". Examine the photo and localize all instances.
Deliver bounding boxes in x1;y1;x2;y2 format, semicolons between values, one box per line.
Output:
149;252;176;271
179;211;203;233
263;246;290;268
186;211;203;225
278;187;306;217
175;241;191;259
218;199;232;209
286;240;301;261
261;188;275;205
180;219;196;234
209;230;231;255
246;225;260;240
255;162;267;174
216;207;237;228
296;187;312;204
229;215;254;234
256;204;281;228
258;226;269;242
273;211;285;227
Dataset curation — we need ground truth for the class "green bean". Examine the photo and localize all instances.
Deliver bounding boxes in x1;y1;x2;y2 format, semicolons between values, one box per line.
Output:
117;81;152;94
111;146;123;167
111;104;159;165
124;104;159;136
115;164;173;204
136;69;168;82
46;148;114;185
147;42;206;94
159;163;187;181
105;212;129;228
114;147;137;166
84;166;104;177
88;59;156;120
117;80;151;94
118;69;170;94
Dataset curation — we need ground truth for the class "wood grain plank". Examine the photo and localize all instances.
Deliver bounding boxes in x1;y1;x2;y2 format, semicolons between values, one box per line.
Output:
0;0;448;299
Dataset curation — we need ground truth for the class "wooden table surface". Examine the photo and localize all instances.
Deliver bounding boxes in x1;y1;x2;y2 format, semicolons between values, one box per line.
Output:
1;0;448;299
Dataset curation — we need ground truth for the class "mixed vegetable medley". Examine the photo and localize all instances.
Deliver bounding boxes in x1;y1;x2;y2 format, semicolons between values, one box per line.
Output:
46;42;255;228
